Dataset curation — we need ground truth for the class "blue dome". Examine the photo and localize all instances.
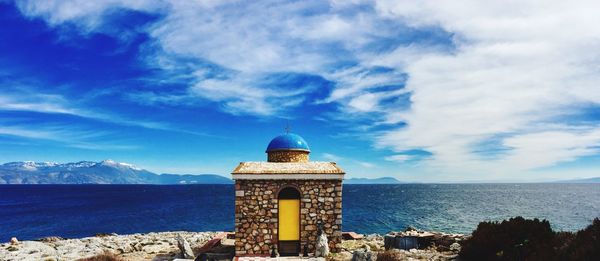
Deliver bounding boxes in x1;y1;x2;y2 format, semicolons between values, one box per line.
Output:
266;133;310;152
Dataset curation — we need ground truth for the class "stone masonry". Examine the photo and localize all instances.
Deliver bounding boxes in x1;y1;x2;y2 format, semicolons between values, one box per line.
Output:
267;150;309;163
234;179;343;256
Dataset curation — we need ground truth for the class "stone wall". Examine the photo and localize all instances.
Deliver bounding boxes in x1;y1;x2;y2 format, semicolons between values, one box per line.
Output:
267;151;309;162
234;179;343;256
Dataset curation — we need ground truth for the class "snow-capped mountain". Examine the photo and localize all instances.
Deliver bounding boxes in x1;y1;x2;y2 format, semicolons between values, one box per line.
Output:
2;161;59;171
3;161;99;170
97;159;142;170
0;160;232;184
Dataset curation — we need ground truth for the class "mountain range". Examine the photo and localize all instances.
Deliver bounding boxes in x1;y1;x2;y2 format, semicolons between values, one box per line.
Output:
553;177;600;183
0;160;232;184
0;160;406;185
344;177;402;184
3;160;596;184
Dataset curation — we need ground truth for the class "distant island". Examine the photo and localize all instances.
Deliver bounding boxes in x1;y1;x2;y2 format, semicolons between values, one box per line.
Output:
344;177;402;184
0;160;232;184
553;177;600;183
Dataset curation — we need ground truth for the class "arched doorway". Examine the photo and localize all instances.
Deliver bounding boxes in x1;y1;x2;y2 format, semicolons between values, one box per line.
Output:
278;187;301;256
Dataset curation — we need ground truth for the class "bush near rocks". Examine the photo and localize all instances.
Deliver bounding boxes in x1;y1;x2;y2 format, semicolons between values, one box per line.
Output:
460;216;555;260
460;216;600;261
556;218;600;260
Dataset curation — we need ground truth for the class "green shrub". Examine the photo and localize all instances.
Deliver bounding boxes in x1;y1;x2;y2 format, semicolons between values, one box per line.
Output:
557;218;600;261
460;217;600;261
460;216;557;261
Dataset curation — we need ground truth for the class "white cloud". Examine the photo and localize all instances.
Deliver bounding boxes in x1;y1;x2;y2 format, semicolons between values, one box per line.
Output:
0;90;211;137
321;153;343;162
0;93;78;115
15;0;164;31
500;128;600;170
143;1;392;115
321;153;375;168
367;0;600;178
16;0;409;116
384;154;412;162
188;74;314;116
0;125;138;150
15;0;600;179
357;161;375;168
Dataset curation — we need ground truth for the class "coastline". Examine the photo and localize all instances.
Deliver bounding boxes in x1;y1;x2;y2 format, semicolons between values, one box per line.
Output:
0;230;466;261
0;231;219;261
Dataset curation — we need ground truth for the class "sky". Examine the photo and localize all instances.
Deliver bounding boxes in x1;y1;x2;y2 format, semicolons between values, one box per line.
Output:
1;0;600;182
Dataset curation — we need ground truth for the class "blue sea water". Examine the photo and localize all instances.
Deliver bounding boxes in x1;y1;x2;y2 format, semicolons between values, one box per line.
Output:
0;184;599;242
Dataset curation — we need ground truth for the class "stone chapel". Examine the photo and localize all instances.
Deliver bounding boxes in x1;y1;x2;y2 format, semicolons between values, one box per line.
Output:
231;132;345;256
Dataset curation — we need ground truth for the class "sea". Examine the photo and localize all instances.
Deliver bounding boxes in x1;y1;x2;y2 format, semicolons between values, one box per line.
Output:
1;184;599;242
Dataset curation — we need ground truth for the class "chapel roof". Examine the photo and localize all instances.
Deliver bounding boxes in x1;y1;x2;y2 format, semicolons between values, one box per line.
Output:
231;161;345;174
266;133;310;152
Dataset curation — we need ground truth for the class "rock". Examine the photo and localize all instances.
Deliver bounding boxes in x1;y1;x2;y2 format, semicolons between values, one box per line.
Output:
365;234;380;241
335;251;353;261
37;236;65;242
405;226;417;232
351;249;373;261
450;242;461;252
365;243;378;251
11;241;58;259
10;237;18;245
361;244;371;251
315;233;330;257
0;231;218;261
177;234;195;259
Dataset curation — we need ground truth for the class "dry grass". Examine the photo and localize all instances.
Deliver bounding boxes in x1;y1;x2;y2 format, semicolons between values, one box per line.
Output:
376;250;404;261
76;251;123;261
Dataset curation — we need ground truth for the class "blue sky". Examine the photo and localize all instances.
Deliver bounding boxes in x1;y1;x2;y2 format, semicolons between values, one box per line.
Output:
1;0;600;182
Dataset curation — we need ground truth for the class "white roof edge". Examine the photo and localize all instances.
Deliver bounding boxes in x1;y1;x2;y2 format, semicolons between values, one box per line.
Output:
236;161;338;164
232;174;345;180
231;161;345;175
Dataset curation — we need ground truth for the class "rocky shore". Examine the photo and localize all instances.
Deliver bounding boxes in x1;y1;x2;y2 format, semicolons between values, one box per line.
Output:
1;230;466;261
334;231;467;261
0;231;218;261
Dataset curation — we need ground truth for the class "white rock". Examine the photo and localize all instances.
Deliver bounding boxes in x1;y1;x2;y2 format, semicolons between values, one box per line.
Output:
351;249;373;261
315;233;330;257
176;234;195;259
0;231;218;261
450;242;461;252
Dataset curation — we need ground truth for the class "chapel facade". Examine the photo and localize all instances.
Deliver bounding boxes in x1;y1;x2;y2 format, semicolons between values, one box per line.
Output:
232;133;344;256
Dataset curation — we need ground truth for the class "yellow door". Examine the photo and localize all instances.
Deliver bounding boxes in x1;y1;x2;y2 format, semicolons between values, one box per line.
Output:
278;199;300;240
